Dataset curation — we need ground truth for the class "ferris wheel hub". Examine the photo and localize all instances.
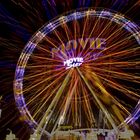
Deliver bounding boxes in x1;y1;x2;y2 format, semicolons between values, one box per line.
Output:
64;57;84;69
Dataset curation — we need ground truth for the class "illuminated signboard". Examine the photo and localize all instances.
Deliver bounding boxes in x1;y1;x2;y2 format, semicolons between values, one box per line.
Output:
64;57;83;69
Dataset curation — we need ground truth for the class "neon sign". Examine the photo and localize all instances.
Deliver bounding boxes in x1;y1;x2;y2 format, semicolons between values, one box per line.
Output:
64;57;83;69
52;37;106;59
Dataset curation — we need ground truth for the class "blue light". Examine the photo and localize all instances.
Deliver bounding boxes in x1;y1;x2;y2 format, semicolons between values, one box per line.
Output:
64;57;83;69
15;67;25;79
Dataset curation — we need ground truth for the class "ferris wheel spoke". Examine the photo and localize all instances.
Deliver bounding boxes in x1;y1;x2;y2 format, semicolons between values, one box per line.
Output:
31;55;62;62
24;67;64;80
44;36;59;48
24;74;66;99
23;70;67;93
52;28;65;45
82;65;140;99
80;14;101;56
82;15;115;57
96;35;135;57
72;17;80;57
74;86;78;127
59;20;75;57
26;88;61;119
95;72;140;100
44;36;66;59
26;74;63;107
88;61;140;67
36;44;58;56
83;14;131;58
84;34;134;62
52;28;69;59
49;104;65;135
76;67;118;131
42;95;67;136
102;24;126;43
82;85;96;127
26;63;62;69
74;18;77;57
88;71;130;122
39;94;67;137
24;68;65;85
94;74;130;126
78;12;91;57
83;64;140;84
81;12;89;40
51;78;78;133
61;18;73;42
84;45;138;63
78;78;96;126
36;70;72;136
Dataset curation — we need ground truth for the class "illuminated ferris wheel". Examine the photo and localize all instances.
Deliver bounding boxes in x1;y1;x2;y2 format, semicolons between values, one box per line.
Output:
14;8;140;139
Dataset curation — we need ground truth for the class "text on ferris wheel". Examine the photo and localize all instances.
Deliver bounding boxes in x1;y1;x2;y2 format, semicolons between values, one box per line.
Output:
64;57;83;69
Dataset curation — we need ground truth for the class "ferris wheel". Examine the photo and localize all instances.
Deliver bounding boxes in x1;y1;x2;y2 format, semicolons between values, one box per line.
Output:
14;8;140;139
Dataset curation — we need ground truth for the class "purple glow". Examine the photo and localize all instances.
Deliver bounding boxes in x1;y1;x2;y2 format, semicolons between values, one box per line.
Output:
64;57;83;69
